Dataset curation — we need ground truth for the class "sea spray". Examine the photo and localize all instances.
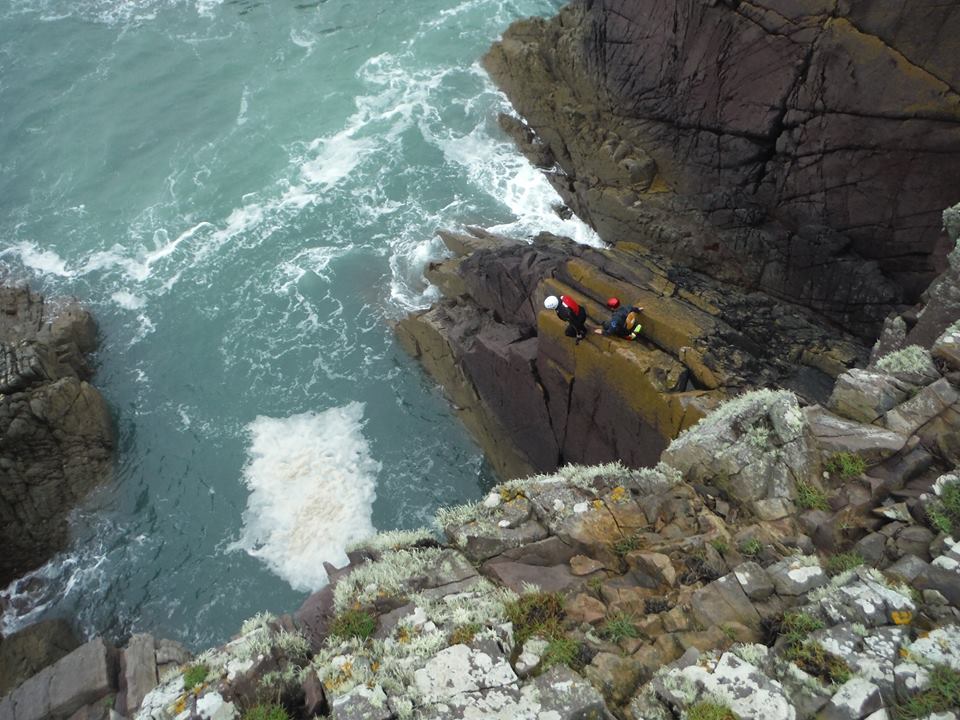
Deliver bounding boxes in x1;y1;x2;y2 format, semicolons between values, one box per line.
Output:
232;403;380;591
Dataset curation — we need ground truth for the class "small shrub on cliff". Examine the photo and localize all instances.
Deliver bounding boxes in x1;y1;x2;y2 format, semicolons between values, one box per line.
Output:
541;635;582;671
687;702;740;720
182;663;209;691
779;611;824;646
795;480;829;511
242;704;289;720
895;664;960;719
787;640;851;685
330;609;376;641
825;452;866;479
825;551;864;577
505;591;567;646
876;345;933;375
448;623;481;646
611;532;642;557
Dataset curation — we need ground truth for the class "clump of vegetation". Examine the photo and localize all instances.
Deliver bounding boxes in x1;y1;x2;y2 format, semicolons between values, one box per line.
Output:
541;636;581;671
779;611;825;645
505;591;583;671
182;664;209;691
825;551;865;576
738;538;763;557
587;576;605;596
329;609;377;641
611;532;642;557
687;701;740;720
825;452;866;479
795;480;829;511
926;476;960;536
505;591;566;646
894;665;960;719
710;538;729;554
600;613;640;642
242;704;290;720
778;611;849;685
448;623;481;646
786;640;852;685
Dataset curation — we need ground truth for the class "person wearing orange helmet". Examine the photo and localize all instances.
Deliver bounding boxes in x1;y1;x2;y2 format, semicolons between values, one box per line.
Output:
595;297;644;340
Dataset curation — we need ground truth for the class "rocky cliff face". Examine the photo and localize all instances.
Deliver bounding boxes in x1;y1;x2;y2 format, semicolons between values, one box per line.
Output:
0;286;114;586
398;226;865;477
483;0;960;337
44;311;958;720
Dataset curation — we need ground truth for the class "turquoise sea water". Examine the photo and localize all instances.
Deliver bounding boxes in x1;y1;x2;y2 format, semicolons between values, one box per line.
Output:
0;0;598;648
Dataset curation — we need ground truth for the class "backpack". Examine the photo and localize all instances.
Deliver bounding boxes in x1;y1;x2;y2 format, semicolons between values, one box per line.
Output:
607;306;630;335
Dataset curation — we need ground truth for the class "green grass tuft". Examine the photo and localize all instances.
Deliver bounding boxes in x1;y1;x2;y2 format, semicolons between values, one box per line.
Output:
330;609;377;641
687;702;740;720
541;635;580;671
182;664;209;691
600;613;640;642
825;452;866;479
795;480;829;511
242;704;290;720
926;477;960;535
787;640;851;685
710;538;729;554
825;551;865;577
611;532;642;557
780;611;825;646
894;665;960;719
738;538;763;557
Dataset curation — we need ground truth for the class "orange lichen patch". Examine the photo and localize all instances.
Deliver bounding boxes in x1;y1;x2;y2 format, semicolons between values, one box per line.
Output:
610;486;628;503
592;499;605;510
899;648;911;659
174;697;187;715
891;611;913;625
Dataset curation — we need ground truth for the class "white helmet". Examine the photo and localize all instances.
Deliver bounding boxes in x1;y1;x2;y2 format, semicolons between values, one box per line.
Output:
544;295;559;310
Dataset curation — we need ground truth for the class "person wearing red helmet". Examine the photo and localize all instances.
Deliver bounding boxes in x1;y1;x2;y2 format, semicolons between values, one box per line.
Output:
544;294;588;343
595;297;644;340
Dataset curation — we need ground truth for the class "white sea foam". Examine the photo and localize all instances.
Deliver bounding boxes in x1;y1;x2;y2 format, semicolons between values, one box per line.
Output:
300;133;377;190
231;403;380;591
111;290;146;310
2;242;74;277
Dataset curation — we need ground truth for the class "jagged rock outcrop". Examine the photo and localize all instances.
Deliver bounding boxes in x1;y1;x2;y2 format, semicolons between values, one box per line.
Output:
398;227;865;477
483;0;960;337
0;286;114;585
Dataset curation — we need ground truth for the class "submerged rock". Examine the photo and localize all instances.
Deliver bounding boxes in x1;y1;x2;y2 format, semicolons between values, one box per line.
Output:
0;286;113;585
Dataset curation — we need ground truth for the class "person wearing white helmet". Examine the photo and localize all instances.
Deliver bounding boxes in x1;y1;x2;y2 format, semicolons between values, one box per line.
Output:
544;294;588;343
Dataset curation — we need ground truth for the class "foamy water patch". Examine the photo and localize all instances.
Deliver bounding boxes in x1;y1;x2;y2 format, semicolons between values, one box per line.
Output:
231;403;380;591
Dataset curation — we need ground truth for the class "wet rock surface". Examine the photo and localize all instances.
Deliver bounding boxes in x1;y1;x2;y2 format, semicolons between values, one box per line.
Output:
0;286;113;585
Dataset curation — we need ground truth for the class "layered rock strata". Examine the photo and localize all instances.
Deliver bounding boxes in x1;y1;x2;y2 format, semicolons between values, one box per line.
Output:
398;226;865;477
483;0;960;337
0;286;114;585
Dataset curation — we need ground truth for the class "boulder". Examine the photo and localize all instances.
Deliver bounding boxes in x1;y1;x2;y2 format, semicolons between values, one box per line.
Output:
884;378;960;437
932;322;960;371
732;562;775;601
0;619;80;697
828;369;912;424
818;678;883;720
481;561;579;594
331;685;391;720
766;556;827;597
804;406;908;462
584;652;646;706
662;390;817;516
5;637;117;720
413;643;518;706
690;574;762;635
116;634;157;717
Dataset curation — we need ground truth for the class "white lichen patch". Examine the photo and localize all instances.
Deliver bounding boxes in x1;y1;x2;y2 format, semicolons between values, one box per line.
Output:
332;547;447;612
875;345;935;375
348;527;436;553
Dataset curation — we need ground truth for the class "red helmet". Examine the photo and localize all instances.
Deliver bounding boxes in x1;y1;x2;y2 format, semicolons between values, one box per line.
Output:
606;297;620;310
